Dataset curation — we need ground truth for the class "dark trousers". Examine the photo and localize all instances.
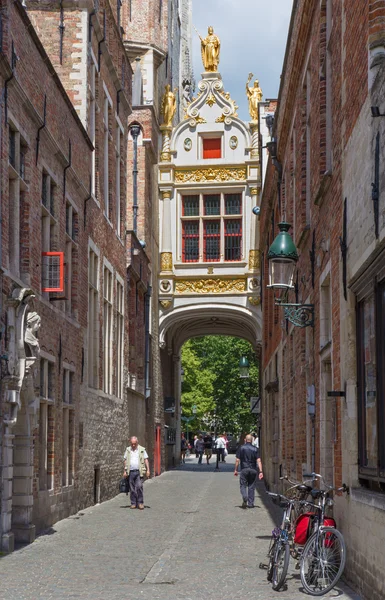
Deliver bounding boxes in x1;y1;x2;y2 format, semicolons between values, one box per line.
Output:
129;470;143;506
217;448;225;462
198;451;203;464
240;468;258;506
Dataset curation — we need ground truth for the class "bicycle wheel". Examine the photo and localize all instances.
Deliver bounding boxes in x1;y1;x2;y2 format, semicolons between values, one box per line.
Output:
267;538;277;582
272;540;290;591
300;528;346;596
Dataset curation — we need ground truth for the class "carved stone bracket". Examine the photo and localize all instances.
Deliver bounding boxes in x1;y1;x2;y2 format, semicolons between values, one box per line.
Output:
2;288;41;426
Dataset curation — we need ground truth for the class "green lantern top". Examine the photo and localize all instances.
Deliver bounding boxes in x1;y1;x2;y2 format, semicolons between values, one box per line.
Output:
267;222;299;262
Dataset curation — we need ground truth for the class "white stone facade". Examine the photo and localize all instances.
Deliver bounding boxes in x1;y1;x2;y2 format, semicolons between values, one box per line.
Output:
158;69;262;464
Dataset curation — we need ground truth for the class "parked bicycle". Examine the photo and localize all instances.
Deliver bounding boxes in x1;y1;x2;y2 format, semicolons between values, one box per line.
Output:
264;473;348;595
265;477;313;591
299;473;348;596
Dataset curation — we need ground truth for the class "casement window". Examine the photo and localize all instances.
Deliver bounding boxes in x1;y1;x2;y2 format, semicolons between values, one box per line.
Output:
8;126;28;277
62;368;75;487
202;137;221;159
65;201;78;315
41;172;59;293
103;265;113;394
39;358;55;491
103;92;112;221
88;247;99;387
116;278;124;399
181;193;242;263
305;67;311;224
356;264;385;487
115;122;124;237
90;62;97;198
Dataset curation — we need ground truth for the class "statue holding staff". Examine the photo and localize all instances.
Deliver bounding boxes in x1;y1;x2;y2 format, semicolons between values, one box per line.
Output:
246;73;263;121
196;25;220;72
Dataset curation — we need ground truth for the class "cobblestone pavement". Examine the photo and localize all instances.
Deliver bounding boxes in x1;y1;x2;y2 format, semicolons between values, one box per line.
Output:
0;455;362;600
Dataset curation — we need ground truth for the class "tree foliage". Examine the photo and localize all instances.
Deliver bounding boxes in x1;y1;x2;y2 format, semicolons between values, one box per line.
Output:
181;336;259;437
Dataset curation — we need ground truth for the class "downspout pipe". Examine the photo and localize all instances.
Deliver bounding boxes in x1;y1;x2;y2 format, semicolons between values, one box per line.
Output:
144;285;152;399
130;124;140;236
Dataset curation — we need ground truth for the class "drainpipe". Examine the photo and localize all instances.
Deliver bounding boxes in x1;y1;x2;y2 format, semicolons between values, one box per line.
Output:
144;285;152;399
130;124;140;236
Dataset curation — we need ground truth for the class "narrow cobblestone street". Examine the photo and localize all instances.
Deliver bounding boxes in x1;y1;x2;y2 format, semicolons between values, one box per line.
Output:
0;456;362;600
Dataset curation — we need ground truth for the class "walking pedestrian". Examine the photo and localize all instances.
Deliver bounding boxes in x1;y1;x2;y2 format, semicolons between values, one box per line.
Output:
181;433;188;464
123;436;150;510
196;434;205;464
193;434;199;458
215;433;227;463
203;432;213;464
234;434;263;509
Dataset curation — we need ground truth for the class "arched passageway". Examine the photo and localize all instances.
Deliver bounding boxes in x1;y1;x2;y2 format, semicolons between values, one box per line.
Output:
160;304;261;468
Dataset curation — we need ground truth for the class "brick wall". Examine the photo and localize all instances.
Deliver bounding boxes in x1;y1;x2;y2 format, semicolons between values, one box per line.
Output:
261;1;385;598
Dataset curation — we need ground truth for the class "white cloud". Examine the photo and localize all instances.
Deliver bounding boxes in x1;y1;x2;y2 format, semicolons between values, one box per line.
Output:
191;0;293;120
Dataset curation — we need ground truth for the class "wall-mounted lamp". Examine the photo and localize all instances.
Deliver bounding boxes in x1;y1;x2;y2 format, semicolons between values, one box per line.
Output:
371;106;385;117
267;222;314;328
239;356;250;379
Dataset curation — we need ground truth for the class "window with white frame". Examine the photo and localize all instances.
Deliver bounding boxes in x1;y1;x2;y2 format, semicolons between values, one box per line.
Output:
65;201;78;315
103;93;112;221
39;357;55;491
320;273;332;349
305;67;311;225
116;277;124;398
88;247;99;387
62;367;75;487
8;125;28;277
90;62;97;198
181;192;243;263
103;265;113;394
115;122;123;237
41;171;57;291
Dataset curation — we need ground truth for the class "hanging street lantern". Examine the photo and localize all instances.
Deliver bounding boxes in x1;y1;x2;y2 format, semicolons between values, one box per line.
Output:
267;222;298;289
239;356;250;379
266;222;314;328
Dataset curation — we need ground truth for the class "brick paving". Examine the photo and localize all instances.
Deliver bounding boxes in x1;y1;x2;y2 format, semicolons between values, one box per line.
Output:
0;455;362;600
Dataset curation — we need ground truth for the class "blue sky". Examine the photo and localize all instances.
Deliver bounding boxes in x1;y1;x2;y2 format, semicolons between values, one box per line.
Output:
191;0;293;121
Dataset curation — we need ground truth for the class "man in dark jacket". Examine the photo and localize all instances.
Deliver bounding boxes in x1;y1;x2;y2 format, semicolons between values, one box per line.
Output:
234;434;263;508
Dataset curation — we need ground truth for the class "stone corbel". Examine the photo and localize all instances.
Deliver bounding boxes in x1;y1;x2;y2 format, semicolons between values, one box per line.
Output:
3;288;40;427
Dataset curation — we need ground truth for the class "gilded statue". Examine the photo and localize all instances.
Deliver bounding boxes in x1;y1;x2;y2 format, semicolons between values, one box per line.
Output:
246;73;263;121
199;26;220;72
161;84;177;127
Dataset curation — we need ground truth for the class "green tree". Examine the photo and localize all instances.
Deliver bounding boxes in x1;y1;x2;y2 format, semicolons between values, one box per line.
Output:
181;336;259;438
180;341;216;432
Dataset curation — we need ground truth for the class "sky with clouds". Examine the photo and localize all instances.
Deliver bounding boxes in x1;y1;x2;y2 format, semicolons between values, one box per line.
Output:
191;0;293;121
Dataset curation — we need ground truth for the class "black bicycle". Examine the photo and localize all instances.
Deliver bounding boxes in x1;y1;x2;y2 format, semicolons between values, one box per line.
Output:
265;478;312;591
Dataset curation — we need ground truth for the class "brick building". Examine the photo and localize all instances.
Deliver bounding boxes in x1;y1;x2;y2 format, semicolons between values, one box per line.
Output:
260;1;385;598
0;0;192;552
0;0;134;551
123;0;193;470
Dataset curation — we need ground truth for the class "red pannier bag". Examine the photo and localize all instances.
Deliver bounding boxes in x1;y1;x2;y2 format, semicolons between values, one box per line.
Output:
294;513;336;545
294;512;315;545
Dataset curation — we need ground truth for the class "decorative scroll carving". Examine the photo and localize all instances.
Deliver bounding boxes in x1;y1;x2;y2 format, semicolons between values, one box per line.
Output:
206;93;216;107
160;252;173;272
175;278;246;294
248;296;261;306
248;250;260;270
175;167;247;184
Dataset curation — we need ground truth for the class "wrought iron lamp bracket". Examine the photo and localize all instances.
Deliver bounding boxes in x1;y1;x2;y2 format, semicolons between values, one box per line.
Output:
275;298;314;328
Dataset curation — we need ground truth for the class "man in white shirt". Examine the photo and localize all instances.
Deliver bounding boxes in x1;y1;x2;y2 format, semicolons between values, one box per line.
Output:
215;434;227;463
123;436;150;510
